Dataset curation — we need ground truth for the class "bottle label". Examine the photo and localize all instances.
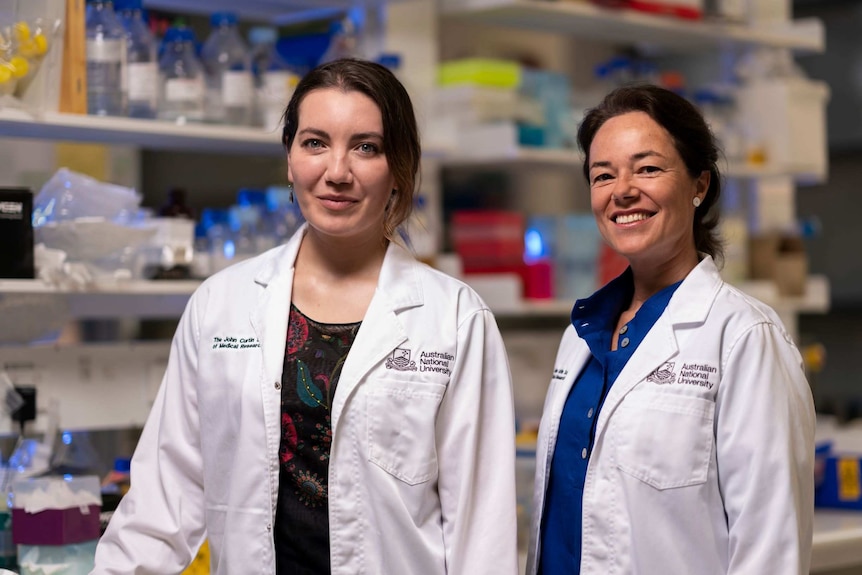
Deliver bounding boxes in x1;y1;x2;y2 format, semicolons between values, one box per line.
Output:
128;62;158;101
262;71;298;103
166;78;204;102
86;38;124;63
222;71;252;106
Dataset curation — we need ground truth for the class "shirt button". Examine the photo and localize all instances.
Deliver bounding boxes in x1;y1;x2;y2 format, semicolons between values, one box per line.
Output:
274;381;281;390
587;408;594;419
581;448;588;459
619;324;628;335
620;337;630;348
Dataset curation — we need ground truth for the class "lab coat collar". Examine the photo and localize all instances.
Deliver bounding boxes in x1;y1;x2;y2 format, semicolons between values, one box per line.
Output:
248;224;426;425
594;255;723;434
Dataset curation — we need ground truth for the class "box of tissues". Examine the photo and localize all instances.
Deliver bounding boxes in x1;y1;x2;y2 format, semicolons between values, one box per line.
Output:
11;475;102;546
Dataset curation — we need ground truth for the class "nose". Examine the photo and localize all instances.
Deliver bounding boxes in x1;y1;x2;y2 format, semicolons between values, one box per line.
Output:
611;172;639;203
325;150;354;185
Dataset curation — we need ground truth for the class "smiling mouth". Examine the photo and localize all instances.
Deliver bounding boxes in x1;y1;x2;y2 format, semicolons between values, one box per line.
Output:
614;212;655;224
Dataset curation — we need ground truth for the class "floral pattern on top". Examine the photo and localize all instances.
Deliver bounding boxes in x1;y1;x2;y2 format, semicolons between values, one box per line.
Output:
274;303;361;573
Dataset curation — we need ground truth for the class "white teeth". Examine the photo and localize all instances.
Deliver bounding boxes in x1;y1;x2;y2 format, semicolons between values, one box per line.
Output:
615;213;651;224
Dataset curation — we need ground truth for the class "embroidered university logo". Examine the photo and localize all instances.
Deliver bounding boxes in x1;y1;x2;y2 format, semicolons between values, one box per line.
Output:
386;348;417;371
646;362;676;385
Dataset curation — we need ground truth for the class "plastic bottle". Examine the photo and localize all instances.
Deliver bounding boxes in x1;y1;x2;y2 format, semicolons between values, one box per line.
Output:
85;0;127;116
237;189;278;253
115;0;157;119
265;186;303;244
319;13;360;64
228;204;262;263
158;187;194;219
157;26;205;124
203;208;233;274
201;13;253;126
144;188;195;280
248;27;301;131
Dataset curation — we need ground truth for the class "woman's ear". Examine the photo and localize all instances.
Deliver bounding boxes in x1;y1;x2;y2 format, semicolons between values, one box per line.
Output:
697;170;711;196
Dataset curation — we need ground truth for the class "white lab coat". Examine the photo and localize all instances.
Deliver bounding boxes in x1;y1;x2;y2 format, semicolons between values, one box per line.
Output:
93;226;518;575
527;256;815;575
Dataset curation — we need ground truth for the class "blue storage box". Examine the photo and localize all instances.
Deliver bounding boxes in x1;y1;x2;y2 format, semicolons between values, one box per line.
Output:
815;442;862;511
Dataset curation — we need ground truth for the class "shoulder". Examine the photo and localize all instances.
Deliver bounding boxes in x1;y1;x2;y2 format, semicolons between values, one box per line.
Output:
712;282;790;335
414;261;492;317
190;245;290;307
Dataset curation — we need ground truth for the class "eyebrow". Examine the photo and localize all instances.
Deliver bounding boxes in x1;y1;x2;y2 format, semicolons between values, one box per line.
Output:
297;128;385;142
589;149;667;171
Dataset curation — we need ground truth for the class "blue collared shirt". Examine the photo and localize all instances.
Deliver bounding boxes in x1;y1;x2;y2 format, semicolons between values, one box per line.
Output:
539;269;681;575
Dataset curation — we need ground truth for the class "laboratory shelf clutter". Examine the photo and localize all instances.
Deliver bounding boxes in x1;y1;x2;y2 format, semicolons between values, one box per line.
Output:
441;0;825;53
0;274;831;320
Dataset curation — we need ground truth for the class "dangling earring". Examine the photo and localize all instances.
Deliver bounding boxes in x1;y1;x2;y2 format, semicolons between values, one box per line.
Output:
288;183;294;204
693;196;702;208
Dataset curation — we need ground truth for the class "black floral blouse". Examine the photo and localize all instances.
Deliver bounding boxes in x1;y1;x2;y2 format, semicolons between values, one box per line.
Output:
274;303;361;574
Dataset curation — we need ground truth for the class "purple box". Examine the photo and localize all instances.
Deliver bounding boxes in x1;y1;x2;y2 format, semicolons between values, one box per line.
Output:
12;505;101;546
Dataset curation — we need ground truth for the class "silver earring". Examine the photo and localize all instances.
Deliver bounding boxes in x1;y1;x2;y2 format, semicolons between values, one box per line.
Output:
693;196;702;208
289;184;294;204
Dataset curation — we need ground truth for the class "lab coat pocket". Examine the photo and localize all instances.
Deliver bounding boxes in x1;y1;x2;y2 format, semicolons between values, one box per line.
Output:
367;380;446;486
615;393;715;490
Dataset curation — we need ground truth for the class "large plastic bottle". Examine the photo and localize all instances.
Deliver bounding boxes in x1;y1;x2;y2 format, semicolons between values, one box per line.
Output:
115;0;157;119
319;13;360;64
248;26;301;131
85;0;127;116
201;13;253;126
157;26;205;124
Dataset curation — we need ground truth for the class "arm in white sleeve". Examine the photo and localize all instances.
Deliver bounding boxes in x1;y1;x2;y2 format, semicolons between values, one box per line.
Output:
92;290;207;575
436;308;519;575
716;321;815;575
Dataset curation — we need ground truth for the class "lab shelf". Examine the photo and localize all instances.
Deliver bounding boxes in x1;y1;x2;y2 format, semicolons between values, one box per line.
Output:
440;147;827;183
0;109;284;156
442;0;825;54
0;274;829;321
0;278;200;319
0;108;452;158
141;0;399;25
482;275;830;319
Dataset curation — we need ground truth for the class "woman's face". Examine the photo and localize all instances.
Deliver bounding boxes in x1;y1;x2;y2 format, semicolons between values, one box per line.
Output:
588;111;709;271
287;87;395;244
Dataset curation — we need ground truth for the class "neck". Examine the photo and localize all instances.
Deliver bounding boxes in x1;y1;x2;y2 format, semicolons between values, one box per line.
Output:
626;250;699;313
297;227;388;279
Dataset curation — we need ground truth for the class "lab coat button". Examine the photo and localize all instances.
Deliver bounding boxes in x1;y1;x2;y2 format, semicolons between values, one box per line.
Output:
581;448;588;459
620;337;630;348
266;523;272;531
274;381;281;390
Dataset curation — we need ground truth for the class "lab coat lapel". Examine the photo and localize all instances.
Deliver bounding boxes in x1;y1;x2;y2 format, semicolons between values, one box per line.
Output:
330;241;422;424
249;229;303;479
547;340;592;427
593;257;723;437
250;230;303;384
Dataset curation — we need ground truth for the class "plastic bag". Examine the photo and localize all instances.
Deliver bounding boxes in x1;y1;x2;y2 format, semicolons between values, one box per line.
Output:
0;16;60;101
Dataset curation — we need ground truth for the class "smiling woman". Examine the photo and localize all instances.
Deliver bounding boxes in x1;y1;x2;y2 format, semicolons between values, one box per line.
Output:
527;84;816;575
92;59;518;575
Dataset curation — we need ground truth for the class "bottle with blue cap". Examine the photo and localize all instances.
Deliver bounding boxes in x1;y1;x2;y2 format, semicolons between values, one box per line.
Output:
157;26;204;124
114;0;157;119
201;12;253;126
85;0;127;116
248;26;302;131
